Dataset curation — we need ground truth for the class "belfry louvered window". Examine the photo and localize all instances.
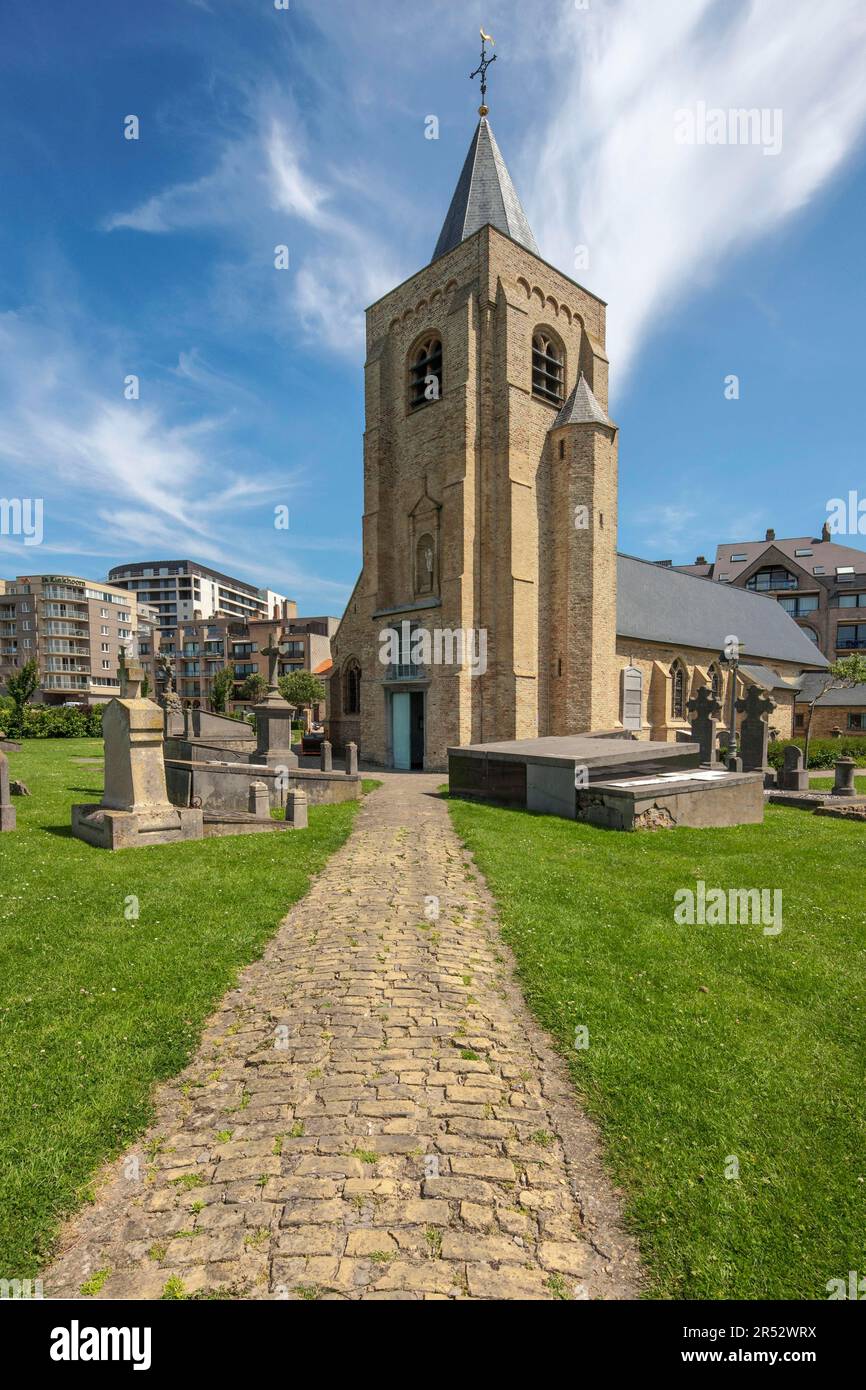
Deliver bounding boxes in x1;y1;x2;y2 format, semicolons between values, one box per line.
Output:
409;336;443;411
532;332;564;405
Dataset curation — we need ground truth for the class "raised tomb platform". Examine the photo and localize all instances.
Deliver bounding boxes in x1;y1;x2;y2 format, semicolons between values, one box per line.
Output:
447;735;764;831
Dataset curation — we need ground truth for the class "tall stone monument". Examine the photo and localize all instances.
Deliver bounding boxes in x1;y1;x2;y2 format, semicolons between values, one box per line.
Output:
72;656;203;849
252;629;298;771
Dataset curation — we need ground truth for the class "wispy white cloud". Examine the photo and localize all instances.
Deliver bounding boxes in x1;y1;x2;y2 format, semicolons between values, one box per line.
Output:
525;0;866;384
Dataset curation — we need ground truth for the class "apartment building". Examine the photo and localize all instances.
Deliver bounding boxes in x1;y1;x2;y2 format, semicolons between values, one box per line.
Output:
107;560;288;631
156;605;337;708
0;573;147;705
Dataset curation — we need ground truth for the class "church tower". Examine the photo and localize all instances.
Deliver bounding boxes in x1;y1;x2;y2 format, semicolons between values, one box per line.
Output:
329;45;619;768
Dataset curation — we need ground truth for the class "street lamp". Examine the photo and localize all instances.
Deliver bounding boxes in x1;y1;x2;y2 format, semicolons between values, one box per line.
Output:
719;635;741;769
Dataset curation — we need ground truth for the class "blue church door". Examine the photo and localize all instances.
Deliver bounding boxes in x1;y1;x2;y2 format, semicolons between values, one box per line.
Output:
391;692;411;769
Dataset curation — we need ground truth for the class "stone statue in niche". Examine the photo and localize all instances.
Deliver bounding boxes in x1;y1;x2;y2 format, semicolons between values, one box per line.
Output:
416;533;435;595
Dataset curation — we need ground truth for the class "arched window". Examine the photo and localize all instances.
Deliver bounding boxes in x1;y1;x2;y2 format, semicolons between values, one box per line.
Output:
671;662;687;720
343;659;361;716
532;331;564;405
800;626;820;646
409;335;443;411
746;566;797;591
709;664;723;700
415;532;435;595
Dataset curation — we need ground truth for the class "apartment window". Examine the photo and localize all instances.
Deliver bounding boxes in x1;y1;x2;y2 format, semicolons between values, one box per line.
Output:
837;593;866;608
837;624;866;649
794;548;813;557
102;660;111;670
848;713;866;731
717;574;731;583
813;566;825;575
837;566;855;576
746;566;797;591
118;628;131;638
101;626;109;635
778;594;818;617
531;331;564;405
409;334;443;411
101;643;110;653
21;620;31;630
100;608;109;617
20;602;30;612
730;553;748;561
22;638;31;648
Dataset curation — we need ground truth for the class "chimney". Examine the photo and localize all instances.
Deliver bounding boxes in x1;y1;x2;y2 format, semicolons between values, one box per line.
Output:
695;555;707;565
765;528;775;541
821;521;831;543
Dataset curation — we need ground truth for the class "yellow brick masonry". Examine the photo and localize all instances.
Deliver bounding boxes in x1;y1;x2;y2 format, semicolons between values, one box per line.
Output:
43;776;641;1301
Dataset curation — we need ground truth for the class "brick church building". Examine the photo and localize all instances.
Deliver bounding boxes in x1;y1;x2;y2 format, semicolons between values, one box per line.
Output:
328;108;824;770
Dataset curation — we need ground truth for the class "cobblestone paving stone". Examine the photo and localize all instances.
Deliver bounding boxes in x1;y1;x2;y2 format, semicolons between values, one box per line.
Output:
44;774;642;1301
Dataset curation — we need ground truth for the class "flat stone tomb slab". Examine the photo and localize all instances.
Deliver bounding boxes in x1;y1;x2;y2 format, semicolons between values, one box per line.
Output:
605;769;731;788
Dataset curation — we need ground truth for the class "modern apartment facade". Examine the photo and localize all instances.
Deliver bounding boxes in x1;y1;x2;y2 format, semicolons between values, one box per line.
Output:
107;560;288;632
156;606;337;709
0;573;150;705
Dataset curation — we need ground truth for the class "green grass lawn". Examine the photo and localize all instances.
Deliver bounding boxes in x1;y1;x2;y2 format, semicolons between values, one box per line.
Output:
448;795;866;1300
0;738;363;1278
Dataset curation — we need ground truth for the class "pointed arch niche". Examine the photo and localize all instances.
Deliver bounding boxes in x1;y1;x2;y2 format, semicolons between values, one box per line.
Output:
409;486;442;602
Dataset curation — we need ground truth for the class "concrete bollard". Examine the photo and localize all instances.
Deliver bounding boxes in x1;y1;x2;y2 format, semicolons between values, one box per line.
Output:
285;788;308;829
832;757;856;797
345;741;359;776
320;740;333;773
0;751;16;832
248;779;270;818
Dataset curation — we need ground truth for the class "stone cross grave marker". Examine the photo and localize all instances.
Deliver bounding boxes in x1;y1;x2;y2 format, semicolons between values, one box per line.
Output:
687;684;722;766
735;684;776;775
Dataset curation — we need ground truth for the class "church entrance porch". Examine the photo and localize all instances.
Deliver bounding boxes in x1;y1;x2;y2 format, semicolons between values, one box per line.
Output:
389;689;425;770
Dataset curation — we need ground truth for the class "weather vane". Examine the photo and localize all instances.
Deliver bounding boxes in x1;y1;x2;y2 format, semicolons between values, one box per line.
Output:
470;29;496;116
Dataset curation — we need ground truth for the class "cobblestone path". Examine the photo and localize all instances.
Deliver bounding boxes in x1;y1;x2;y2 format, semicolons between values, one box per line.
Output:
45;774;641;1301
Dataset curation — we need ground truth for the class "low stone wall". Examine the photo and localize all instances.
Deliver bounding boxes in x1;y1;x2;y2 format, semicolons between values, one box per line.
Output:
165;757;361;812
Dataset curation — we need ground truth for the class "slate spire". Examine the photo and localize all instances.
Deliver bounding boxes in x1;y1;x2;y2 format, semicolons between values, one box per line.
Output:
431;117;539;263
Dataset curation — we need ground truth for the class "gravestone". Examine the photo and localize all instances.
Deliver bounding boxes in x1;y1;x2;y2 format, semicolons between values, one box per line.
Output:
736;685;776;779
345;741;359;776
687;685;722;766
72;659;203;849
0;751;16;832
320;740;333;772
832;757;856;797
621;666;643;733
779;745;809;792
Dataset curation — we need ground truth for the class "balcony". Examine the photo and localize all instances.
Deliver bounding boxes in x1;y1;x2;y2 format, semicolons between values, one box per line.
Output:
384;663;427;682
46;642;90;656
43;605;88;622
43;674;89;691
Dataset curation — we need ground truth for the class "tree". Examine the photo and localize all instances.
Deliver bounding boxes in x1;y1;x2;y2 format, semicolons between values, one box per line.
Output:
5;658;39;733
802;653;866;768
210;662;236;713
239;672;268;704
278;670;326;720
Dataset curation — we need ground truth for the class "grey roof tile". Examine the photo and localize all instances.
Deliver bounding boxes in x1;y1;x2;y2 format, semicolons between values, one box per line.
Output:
432;118;538;262
551;374;613;429
617;553;829;668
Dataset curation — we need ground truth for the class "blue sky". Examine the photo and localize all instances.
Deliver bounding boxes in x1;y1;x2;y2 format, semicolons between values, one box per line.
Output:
2;0;866;615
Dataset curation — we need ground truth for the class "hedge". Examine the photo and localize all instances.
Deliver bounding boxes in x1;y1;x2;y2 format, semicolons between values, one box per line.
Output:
767;735;866;770
1;705;105;739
